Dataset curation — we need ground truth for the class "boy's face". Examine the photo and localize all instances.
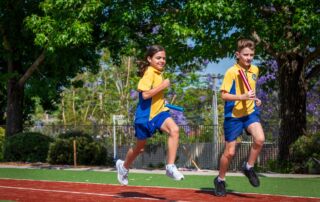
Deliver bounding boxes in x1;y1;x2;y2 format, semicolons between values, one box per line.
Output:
147;51;166;71
236;47;255;68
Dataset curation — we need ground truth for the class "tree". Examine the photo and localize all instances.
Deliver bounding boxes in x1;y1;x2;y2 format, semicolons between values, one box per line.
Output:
3;1;319;163
173;1;320;160
0;72;7;125
101;1;210;72
1;0;103;136
55;49;139;126
105;0;319;160
2;1;213;136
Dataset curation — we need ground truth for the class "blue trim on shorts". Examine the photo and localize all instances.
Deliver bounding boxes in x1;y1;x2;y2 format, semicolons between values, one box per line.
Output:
134;111;171;140
223;111;260;142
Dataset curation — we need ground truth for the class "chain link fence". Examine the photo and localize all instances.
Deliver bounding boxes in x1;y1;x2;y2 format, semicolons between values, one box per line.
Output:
2;123;318;171
13;124;280;171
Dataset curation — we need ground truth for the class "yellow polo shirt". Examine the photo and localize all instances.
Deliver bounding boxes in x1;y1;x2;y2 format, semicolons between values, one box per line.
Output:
220;64;259;118
135;66;169;123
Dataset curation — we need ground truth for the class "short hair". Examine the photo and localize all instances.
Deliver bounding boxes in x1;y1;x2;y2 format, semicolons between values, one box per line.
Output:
237;39;255;52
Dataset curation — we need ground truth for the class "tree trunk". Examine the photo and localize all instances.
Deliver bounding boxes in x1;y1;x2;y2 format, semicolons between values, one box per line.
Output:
0;95;6;125
277;54;307;161
5;78;24;137
5;51;45;136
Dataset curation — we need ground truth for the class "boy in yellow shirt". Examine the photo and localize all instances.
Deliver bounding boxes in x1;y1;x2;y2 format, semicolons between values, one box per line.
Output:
214;39;265;196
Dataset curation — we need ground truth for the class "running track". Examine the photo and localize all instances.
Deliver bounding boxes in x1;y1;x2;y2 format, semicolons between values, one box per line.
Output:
0;179;319;202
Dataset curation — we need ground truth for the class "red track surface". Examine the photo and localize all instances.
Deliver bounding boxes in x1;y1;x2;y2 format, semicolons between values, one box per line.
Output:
0;179;319;202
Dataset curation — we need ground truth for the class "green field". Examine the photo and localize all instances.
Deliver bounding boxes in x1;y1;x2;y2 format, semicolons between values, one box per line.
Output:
0;168;319;198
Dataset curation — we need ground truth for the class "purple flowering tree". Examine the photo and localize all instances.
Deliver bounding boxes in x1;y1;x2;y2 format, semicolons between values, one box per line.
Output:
256;60;280;139
257;60;320;139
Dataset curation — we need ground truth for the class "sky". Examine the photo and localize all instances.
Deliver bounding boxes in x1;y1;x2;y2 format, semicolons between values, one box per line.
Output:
201;58;235;75
201;57;261;75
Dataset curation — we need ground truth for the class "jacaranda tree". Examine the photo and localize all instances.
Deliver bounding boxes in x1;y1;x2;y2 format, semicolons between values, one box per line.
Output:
173;0;320;160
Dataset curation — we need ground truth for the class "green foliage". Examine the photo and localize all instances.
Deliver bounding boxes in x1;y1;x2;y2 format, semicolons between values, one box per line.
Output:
25;0;103;49
57;131;93;141
0;127;5;161
101;1;210;72
290;133;320;174
2;0;104;135
3;132;53;162
29;96;45;125
264;133;320;174
263;159;293;174
48;131;112;166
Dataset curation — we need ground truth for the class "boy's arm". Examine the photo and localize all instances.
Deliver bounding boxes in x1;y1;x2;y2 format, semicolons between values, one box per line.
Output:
141;79;170;100
221;90;255;101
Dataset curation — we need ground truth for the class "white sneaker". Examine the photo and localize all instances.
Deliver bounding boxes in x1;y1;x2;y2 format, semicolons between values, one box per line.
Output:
166;164;184;180
116;159;129;185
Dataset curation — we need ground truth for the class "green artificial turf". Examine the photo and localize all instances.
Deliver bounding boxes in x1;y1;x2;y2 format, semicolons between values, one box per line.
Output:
0;168;319;198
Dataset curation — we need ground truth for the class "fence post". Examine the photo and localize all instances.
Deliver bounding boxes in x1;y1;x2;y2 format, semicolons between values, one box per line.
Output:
113;115;125;160
212;75;219;169
73;140;77;167
113;116;116;160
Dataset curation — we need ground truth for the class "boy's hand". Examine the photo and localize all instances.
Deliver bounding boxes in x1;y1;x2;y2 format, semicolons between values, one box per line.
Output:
240;90;255;100
247;90;256;98
255;98;262;106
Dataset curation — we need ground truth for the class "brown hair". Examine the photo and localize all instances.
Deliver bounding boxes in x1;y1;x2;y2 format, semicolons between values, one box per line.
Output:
137;45;165;77
237;39;255;52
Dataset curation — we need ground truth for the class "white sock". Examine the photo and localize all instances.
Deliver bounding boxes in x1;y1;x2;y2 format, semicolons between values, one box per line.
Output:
246;162;253;170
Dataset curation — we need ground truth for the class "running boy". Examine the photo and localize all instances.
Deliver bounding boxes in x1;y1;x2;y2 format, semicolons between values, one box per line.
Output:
214;39;265;196
116;45;184;185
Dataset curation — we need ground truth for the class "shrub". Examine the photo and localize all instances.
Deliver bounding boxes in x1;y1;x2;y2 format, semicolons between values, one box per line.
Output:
0;127;5;161
290;133;320;174
57;130;93;141
4;132;53;162
265;159;293;173
48;131;112;166
47;139;73;164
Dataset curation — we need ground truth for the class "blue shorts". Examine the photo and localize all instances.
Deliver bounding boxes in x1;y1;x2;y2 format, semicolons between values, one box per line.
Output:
135;111;171;140
223;111;260;142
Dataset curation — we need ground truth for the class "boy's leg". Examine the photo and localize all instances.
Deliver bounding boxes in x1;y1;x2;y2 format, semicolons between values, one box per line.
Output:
243;122;265;187
160;117;184;180
214;141;237;196
246;122;265;166
116;139;146;185
218;141;237;179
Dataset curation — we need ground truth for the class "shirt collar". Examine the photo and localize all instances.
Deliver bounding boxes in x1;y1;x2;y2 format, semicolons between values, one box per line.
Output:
149;66;162;74
235;63;253;73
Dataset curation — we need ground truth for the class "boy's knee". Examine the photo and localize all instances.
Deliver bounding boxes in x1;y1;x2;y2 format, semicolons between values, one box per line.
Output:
254;138;265;148
224;150;235;159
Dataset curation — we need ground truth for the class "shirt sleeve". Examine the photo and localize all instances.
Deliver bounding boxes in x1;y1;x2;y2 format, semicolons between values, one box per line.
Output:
137;69;154;91
220;69;234;93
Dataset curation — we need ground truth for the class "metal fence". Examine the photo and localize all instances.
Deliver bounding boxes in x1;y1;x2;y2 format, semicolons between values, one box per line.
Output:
16;124;281;171
3;123;318;171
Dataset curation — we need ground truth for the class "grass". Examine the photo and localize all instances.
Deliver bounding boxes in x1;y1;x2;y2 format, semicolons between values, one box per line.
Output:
0;168;319;198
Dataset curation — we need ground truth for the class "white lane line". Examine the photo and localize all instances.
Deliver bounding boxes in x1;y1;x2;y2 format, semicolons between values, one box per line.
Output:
0;185;162;201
